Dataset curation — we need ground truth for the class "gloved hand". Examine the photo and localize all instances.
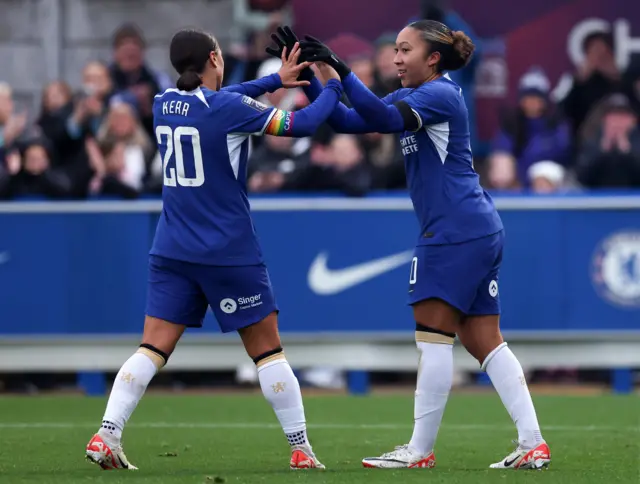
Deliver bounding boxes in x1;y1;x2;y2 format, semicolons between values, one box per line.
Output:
265;26;314;82
299;35;351;80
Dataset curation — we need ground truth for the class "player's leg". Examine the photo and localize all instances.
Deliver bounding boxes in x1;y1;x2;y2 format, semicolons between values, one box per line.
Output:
458;314;549;470
86;256;207;470
459;231;549;470
204;263;324;469
363;245;472;469
237;313;323;469
98;316;184;443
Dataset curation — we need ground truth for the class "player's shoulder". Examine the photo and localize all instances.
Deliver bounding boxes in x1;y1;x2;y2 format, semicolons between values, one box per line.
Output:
415;75;462;98
409;75;463;114
153;87;214;115
225;91;273;115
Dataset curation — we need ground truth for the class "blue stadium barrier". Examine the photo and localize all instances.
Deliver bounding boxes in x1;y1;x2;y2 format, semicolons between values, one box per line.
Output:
0;191;638;394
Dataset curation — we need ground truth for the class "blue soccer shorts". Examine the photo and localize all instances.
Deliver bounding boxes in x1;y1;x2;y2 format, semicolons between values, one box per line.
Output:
407;230;504;315
146;255;278;332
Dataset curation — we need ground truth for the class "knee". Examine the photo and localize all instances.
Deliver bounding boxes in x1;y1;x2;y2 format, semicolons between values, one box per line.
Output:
141;316;184;356
252;346;286;370
137;343;169;370
464;337;505;366
457;318;504;364
239;311;282;360
415;323;455;347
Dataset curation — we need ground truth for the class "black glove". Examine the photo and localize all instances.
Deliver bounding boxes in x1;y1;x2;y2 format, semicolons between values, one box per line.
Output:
299;35;351;80
265;26;314;82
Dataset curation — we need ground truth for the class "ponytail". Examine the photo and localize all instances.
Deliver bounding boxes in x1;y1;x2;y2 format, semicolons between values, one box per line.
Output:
176;69;202;91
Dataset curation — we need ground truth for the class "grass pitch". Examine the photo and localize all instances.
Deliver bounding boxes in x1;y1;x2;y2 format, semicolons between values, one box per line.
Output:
0;392;638;483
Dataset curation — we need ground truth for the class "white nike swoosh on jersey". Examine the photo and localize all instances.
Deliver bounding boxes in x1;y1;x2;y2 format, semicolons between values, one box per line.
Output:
307;250;414;296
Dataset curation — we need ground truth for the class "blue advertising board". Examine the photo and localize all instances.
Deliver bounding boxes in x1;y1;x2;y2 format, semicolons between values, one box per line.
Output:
0;194;638;337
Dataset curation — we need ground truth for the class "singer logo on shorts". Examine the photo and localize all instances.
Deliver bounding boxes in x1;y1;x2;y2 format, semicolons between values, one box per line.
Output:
219;294;263;314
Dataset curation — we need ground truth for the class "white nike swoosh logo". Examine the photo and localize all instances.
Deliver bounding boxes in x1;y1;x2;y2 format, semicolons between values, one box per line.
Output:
308;250;414;296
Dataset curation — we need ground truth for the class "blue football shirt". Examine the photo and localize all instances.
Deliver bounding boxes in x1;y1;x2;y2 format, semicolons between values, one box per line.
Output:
395;76;503;245
149;87;291;266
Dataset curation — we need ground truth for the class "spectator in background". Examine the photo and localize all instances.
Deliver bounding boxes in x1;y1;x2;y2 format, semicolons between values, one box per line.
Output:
95;101;158;197
623;57;640;116
527;161;567;194
248;133;311;193
325;34;375;90
95;139;141;199
0;83;29;162
373;33;402;97
486;151;519;191
487;68;571;190
225;0;292;85
287;128;372;196
82;60;137;135
37;80;99;197
561;32;624;139
575;94;640;188
109;23;172;139
363;131;406;190
255;57;299;111
0;138;72;199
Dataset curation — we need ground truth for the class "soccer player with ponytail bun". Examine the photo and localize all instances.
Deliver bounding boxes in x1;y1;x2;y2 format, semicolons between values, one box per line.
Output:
84;28;343;472
268;22;551;471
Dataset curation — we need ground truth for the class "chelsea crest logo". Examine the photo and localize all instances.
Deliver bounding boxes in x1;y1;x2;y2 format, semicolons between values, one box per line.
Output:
591;231;640;308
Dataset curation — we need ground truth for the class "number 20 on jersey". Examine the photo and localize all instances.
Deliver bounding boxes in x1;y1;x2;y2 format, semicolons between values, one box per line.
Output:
156;125;205;187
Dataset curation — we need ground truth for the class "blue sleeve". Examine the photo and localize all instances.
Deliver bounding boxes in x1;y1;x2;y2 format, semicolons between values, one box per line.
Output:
221;73;282;98
226;80;344;137
340;73;410;132
303;76;407;134
401;82;458;129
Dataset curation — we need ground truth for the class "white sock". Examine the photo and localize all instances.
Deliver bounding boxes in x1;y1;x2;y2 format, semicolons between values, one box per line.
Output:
483;343;544;449
408;341;453;455
100;351;161;442
257;355;309;448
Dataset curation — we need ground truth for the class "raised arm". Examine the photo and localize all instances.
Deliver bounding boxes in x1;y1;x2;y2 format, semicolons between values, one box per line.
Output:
225;44;344;138
226;79;344;139
303;74;408;134
300;37;418;134
221;73;283;98
339;72;421;132
265;78;344;137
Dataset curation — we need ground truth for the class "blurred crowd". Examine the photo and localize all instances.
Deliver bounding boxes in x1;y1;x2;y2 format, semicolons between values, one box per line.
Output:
0;0;639;200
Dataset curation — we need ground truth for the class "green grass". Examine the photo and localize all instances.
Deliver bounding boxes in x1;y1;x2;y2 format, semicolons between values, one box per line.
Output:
0;392;638;483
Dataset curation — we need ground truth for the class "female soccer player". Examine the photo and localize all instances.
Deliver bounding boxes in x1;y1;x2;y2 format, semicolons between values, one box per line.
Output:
85;28;344;471
268;24;551;470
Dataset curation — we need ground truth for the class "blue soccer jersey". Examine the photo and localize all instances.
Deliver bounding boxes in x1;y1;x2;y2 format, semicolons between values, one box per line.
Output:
398;76;503;246
149;87;295;266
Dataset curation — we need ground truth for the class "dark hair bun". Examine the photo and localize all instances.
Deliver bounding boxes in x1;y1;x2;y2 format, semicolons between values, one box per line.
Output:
440;31;474;71
176;70;202;91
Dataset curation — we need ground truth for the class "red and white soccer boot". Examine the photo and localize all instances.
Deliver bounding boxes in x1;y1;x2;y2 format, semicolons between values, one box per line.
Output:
85;432;138;470
490;441;551;470
362;444;436;469
290;445;326;469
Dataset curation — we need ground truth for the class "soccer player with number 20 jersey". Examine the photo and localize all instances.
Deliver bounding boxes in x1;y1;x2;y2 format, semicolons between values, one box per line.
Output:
85;28;344;471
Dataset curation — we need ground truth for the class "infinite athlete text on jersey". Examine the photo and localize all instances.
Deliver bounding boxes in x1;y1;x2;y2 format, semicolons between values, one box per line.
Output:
400;134;419;155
